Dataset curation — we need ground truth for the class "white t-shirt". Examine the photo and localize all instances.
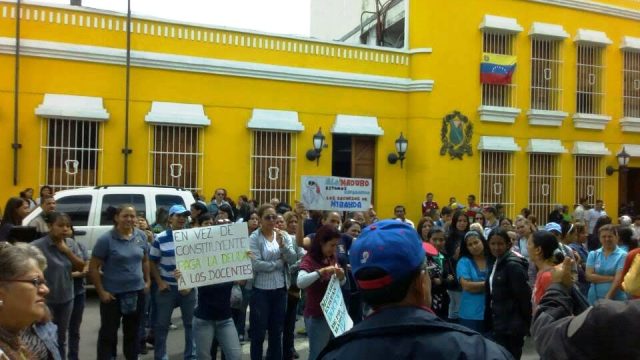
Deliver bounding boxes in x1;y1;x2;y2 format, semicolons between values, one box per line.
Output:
586;208;607;234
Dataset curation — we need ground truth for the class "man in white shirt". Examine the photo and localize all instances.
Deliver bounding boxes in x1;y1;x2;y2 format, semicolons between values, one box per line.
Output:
573;197;588;223
585;199;607;235
394;205;415;228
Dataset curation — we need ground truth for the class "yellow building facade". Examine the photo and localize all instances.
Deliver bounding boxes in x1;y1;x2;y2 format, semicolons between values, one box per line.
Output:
0;0;639;222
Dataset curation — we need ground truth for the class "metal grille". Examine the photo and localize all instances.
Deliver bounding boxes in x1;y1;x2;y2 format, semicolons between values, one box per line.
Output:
574;155;604;208
576;45;605;114
40;118;102;191
482;32;517;107
528;154;561;222
150;125;203;191
250;131;297;205
623;50;640;118
531;38;563;111
479;151;515;218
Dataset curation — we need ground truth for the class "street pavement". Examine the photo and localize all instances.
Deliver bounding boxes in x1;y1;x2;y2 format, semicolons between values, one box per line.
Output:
77;291;539;359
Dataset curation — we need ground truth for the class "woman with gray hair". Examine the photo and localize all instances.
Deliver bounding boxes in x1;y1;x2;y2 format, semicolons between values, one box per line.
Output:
0;242;51;359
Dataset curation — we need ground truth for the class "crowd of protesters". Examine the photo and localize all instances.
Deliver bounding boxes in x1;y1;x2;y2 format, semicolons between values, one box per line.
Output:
1;186;640;360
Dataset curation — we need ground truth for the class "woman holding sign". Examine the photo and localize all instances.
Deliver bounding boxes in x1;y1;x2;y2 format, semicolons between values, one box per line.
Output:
249;204;297;360
297;225;346;360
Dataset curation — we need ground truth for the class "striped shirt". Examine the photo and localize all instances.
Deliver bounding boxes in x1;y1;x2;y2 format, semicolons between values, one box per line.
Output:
150;228;178;286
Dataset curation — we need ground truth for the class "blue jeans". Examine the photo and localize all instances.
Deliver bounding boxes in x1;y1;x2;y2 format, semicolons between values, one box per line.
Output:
460;318;485;334
193;317;241;360
154;286;196;360
67;292;86;360
447;290;461;321
49;300;74;360
249;287;286;360
305;317;332;360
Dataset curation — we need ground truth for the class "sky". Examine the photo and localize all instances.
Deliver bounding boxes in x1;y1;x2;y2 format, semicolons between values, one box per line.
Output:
39;0;311;36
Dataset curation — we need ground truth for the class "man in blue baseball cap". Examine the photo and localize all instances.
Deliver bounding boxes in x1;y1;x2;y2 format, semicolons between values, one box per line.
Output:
149;204;197;359
318;220;512;360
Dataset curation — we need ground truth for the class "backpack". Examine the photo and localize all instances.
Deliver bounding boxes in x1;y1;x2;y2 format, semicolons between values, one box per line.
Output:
622;253;640;296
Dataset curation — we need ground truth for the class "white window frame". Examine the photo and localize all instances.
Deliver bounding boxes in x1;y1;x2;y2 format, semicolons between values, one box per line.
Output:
576;44;606;115
574;155;604;208
530;37;564;112
148;125;204;191
40;118;103;191
528;153;562;223
623;50;640;118
250;130;297;205
481;31;518;108
479;151;516;218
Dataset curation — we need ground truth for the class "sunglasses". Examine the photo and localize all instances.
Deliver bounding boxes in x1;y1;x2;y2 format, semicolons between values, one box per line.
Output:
4;277;48;288
263;214;277;221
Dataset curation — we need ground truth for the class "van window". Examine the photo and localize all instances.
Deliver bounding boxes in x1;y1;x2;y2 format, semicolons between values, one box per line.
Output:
56;195;92;227
155;195;186;212
100;194;146;225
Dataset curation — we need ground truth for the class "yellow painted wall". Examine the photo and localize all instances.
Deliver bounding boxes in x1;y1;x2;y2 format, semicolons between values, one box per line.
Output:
404;0;640;221
1;0;640;224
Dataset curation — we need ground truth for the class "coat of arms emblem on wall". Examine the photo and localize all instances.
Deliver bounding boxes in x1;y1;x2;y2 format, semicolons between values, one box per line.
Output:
440;111;473;160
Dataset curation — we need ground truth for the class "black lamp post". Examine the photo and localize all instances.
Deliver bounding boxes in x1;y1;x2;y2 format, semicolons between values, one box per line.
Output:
306;128;325;165
388;132;408;168
606;147;630;176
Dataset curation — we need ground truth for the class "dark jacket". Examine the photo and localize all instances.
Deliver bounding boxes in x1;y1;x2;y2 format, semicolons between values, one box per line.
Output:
318;306;513;360
532;283;640;359
485;251;532;336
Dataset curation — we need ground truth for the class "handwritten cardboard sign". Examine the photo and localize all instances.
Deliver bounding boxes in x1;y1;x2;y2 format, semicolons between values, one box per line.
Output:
173;223;252;290
301;176;372;211
320;275;353;337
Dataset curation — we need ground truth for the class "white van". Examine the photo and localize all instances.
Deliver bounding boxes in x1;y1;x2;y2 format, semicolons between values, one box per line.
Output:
22;185;196;253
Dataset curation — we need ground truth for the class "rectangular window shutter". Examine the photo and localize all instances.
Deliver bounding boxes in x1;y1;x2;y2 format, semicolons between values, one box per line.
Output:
576;45;605;115
528;154;561;222
482;32;517;107
623;50;640;118
250;131;297;205
531;38;563;111
479;151;515;218
42;118;102;191
150;125;202;191
574;156;604;208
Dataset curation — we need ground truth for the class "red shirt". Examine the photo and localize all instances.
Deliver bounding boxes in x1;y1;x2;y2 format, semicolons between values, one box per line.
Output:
533;269;553;310
422;201;439;215
299;254;336;318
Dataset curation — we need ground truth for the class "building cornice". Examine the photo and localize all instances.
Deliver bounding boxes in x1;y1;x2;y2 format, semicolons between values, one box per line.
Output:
0;37;434;93
527;0;640;21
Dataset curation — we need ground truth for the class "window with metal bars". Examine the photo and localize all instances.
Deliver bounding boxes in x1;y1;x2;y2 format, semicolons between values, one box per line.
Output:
479;151;515;218
41;118;102;191
528;154;561;222
482;32;517;107
531;38;563;111
150;125;202;191
574;156;604;208
250;131;297;205
623;50;640;118
576;45;605;114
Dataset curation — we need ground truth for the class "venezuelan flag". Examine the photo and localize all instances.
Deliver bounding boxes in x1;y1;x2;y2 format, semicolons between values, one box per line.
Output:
480;53;516;85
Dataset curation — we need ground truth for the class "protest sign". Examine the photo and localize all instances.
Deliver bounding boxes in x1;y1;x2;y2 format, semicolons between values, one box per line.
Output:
320;275;353;337
173;223;252;290
301;176;371;211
